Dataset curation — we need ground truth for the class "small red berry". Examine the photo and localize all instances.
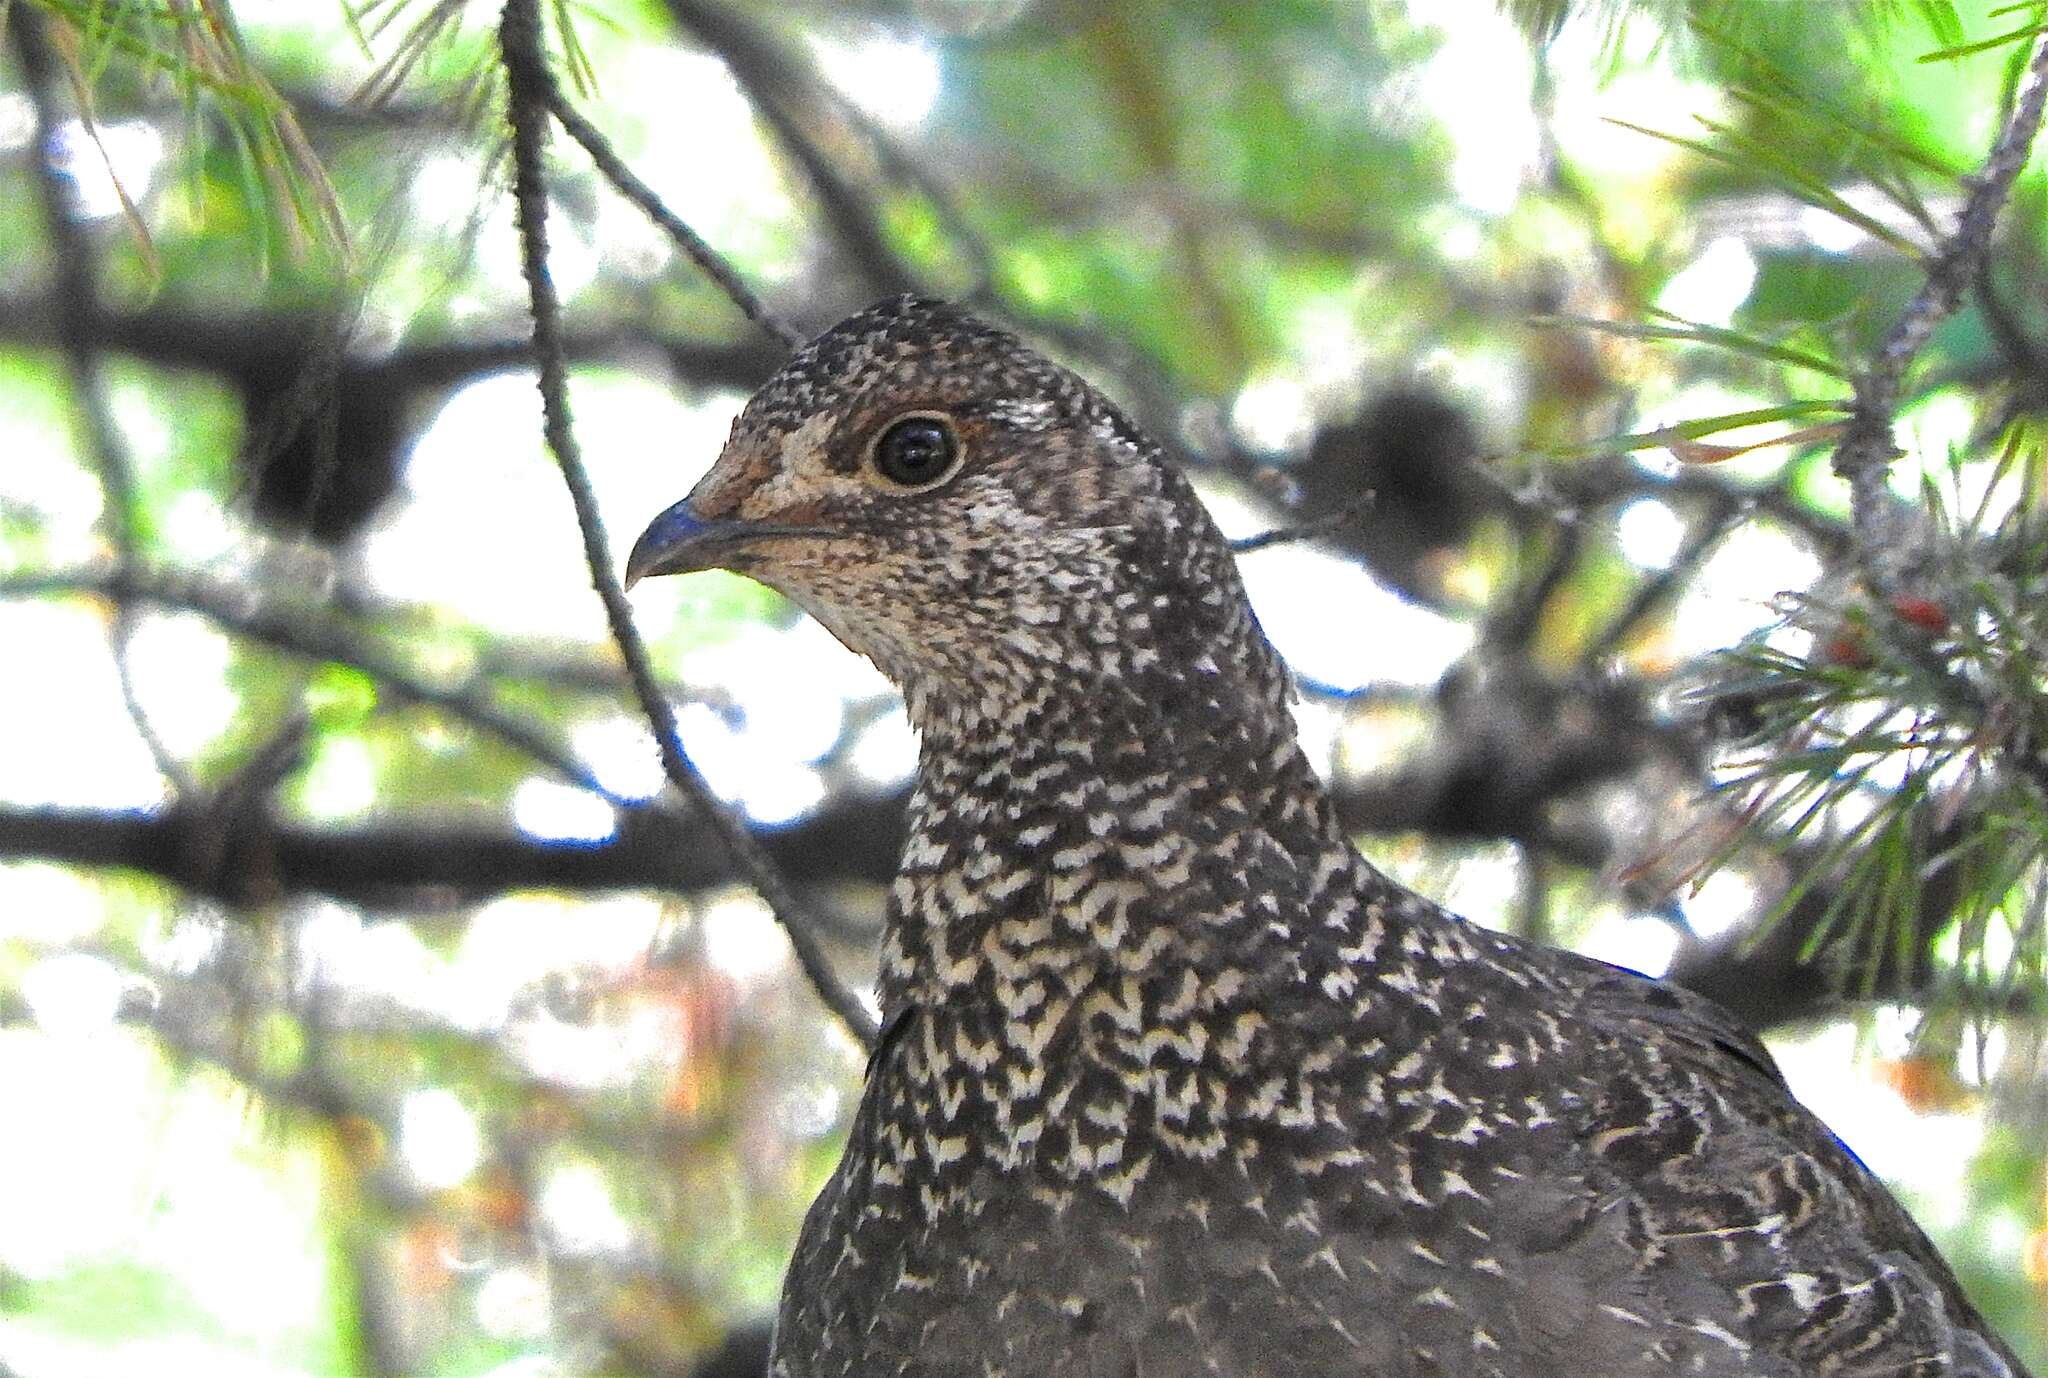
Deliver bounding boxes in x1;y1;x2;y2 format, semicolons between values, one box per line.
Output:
1888;594;1950;633
1821;630;1874;668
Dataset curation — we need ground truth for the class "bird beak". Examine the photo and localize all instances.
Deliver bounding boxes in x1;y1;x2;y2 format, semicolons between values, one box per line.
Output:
623;497;835;589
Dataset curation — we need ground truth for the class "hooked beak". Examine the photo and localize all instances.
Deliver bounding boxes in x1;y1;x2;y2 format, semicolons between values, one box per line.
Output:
623;498;837;589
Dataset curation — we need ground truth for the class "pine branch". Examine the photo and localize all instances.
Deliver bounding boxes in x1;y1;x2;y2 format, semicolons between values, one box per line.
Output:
1833;27;2048;589
22;0;346;262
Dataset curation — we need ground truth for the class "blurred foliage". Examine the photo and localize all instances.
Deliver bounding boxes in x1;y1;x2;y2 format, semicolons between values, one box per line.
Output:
1;0;2047;1375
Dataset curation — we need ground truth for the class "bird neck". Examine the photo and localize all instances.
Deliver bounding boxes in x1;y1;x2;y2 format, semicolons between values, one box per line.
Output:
877;651;1372;1023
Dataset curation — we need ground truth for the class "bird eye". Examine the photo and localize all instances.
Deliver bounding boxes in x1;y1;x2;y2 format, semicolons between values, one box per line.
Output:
870;414;961;490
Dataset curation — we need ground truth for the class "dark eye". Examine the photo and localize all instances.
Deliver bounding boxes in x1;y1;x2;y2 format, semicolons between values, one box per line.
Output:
871;414;960;489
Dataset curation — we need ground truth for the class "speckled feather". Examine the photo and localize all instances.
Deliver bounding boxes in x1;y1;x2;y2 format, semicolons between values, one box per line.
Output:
649;297;2027;1378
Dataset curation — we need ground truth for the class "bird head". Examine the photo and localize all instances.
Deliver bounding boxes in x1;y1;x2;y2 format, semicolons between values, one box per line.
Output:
627;296;1281;726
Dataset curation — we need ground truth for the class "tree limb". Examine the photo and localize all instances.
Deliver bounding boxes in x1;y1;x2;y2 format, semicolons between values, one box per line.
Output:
0;797;899;909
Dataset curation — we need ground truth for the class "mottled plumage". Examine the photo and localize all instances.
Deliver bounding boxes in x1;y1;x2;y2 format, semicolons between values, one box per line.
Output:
627;297;2028;1378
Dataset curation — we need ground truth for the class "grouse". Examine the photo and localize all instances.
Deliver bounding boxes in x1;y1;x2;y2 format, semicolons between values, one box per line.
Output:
627;296;2029;1378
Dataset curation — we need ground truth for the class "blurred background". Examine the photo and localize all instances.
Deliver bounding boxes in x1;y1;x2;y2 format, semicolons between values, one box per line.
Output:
2;0;2046;1373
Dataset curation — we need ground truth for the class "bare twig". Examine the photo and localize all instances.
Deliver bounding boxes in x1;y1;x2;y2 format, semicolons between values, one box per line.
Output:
1230;490;1377;554
662;0;919;301
498;0;877;1047
544;89;803;350
1467;451;1587;530
1515;847;1551;947
1832;28;2048;584
0;288;785;397
1486;522;1584;653
1575;456;1851;560
836;104;997;303
13;7;193;798
0;565;637;808
1581;492;1747;666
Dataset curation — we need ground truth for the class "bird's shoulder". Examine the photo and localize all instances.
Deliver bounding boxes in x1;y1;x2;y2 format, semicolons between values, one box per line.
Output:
1474;918;1785;1088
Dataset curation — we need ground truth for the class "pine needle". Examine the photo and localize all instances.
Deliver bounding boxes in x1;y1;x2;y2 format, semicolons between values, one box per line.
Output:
41;13;160;280
1530;311;1853;380
1920;19;2048;63
1546;400;1852;460
1604;116;1929;258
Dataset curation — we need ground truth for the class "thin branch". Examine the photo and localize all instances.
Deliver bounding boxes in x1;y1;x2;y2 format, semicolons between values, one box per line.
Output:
1486;521;1584;654
1515;847;1551;947
545;88;803;350
662;0;919;301
13;6;193;798
4;792;2026;1036
1490;443;1854;561
1581;492;1747;666
1832;27;2048;585
1229;490;1378;554
1;566;637;808
1466;451;1588;532
834;95;997;302
498;0;877;1047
